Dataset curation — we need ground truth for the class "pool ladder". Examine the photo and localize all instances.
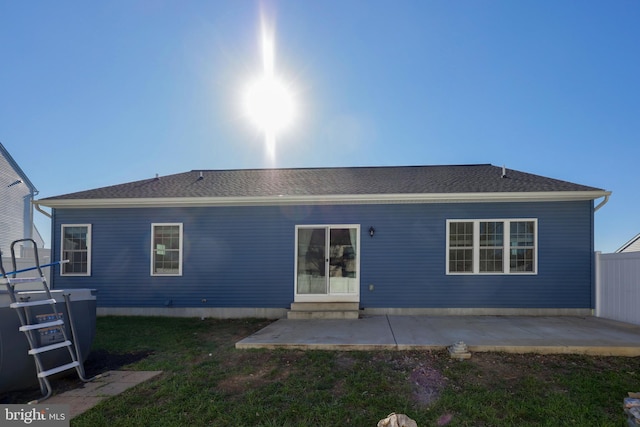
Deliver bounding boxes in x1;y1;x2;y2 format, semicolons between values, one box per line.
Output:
0;238;98;403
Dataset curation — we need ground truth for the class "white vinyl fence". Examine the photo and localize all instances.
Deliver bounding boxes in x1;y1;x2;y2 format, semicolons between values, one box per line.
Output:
1;255;52;290
596;251;640;325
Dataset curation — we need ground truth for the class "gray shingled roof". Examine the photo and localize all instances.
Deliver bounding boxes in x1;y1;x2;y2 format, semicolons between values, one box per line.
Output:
39;164;604;201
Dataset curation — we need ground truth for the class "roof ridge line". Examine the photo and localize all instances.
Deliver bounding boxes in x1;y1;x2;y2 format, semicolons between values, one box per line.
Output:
189;164;494;173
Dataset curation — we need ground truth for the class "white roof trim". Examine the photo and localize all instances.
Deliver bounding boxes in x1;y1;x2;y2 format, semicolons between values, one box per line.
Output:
35;190;611;209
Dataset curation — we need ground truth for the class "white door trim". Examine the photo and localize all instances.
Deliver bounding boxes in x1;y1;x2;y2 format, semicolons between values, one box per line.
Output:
294;224;360;303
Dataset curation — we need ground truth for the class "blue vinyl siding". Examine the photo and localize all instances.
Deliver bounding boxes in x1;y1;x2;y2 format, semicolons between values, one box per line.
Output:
51;200;595;309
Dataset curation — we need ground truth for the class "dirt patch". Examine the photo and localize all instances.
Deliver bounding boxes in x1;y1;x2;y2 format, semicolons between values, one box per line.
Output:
460;352;570;392
368;351;449;407
217;364;278;395
368;351;576;407
409;365;448;406
400;352;449;407
217;350;301;395
392;351;588;408
335;353;357;370
464;352;530;389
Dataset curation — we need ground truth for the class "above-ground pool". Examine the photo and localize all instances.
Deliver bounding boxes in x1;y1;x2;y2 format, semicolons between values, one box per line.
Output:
0;288;97;394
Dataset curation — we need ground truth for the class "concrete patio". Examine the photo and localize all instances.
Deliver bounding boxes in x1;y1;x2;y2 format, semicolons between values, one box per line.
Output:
236;315;640;356
15;315;639;421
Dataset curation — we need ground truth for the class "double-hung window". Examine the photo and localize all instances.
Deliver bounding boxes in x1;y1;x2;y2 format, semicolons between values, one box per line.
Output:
61;224;91;276
448;222;474;273
479;221;504;273
447;219;537;274
151;223;183;276
509;221;536;272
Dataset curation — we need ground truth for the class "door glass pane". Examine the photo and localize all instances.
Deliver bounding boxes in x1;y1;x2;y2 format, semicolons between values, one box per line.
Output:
329;228;358;294
297;228;326;294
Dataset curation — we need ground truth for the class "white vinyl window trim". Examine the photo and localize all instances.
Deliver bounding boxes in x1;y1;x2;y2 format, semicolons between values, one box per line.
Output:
60;224;92;276
150;223;183;276
446;219;538;275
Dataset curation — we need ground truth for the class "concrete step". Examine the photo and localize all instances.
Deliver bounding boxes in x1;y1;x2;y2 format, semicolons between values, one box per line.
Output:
290;302;359;312
287;302;360;320
287;310;359;320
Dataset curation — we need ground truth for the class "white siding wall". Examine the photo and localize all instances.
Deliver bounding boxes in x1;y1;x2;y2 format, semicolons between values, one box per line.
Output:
0;152;32;256
596;251;640;325
621;239;640;253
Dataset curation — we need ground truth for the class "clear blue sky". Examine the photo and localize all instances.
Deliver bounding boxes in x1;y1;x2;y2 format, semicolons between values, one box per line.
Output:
1;1;638;252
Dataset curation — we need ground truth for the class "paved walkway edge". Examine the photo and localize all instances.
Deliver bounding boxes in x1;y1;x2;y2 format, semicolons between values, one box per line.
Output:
46;370;162;419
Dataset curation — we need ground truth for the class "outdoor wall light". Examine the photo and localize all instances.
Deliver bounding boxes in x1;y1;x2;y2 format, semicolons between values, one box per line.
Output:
369;226;375;237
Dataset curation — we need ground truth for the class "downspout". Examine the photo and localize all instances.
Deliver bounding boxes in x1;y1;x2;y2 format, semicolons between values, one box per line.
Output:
593;193;610;213
594;251;602;317
32;200;52;219
592;192;610;317
28;188;39;240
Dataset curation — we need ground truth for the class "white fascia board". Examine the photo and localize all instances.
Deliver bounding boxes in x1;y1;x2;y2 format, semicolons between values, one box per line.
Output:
35;190;611;209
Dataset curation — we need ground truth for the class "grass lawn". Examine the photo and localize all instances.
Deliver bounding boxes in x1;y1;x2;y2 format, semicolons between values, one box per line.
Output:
26;317;640;425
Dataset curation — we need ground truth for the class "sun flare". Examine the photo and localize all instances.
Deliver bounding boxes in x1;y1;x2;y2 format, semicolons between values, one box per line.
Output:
243;18;296;159
244;74;295;135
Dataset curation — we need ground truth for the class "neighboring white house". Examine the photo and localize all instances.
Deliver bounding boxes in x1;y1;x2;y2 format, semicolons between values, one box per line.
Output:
0;142;46;262
616;233;640;253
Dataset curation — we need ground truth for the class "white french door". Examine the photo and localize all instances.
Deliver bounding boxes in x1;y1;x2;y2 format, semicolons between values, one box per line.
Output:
294;225;360;302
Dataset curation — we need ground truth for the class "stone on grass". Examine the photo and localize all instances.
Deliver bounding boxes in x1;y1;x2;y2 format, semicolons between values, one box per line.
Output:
448;341;471;360
377;412;418;427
